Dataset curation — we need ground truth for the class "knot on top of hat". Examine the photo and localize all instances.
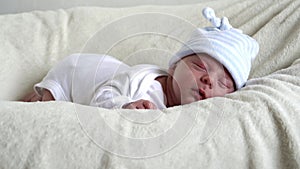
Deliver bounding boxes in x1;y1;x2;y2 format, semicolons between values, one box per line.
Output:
202;7;232;31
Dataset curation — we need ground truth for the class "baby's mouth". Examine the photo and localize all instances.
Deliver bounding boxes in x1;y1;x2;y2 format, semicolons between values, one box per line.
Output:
192;88;205;100
198;88;206;99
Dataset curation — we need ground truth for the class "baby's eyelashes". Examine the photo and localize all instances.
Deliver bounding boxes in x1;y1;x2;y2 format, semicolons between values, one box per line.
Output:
218;80;229;88
192;62;206;71
218;78;233;89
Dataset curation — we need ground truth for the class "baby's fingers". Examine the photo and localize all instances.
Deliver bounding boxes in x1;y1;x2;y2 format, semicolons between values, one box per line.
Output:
142;100;157;109
21;91;42;102
123;99;157;109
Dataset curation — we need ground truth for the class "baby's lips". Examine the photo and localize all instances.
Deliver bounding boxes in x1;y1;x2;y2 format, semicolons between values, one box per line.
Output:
192;88;203;100
198;88;207;99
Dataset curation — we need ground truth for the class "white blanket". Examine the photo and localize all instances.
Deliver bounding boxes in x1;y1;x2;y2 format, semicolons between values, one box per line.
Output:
0;0;300;168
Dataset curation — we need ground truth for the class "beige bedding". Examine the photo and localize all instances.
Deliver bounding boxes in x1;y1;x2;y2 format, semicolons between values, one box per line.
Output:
0;0;299;168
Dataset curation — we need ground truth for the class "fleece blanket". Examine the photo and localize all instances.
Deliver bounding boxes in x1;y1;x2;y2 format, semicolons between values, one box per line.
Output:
0;0;300;168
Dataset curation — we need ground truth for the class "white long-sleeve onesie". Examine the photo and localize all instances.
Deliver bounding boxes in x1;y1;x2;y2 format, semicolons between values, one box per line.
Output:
34;53;168;109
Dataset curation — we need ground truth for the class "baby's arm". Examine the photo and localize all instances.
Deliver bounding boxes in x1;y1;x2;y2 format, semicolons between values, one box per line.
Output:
91;70;158;109
122;99;157;109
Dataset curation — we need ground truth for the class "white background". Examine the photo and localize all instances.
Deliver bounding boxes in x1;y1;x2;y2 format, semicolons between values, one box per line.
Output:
0;0;202;14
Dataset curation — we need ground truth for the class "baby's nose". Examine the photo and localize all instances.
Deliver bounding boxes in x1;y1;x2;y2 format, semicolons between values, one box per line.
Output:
200;74;212;89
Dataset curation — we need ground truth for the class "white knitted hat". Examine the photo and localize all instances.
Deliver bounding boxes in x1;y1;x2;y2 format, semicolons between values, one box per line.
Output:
169;7;259;89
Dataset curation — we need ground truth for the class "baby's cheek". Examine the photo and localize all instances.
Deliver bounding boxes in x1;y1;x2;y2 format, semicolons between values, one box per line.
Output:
174;70;193;81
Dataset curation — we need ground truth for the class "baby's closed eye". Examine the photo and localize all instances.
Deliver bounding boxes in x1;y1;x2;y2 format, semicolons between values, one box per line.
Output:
192;62;206;71
218;78;233;89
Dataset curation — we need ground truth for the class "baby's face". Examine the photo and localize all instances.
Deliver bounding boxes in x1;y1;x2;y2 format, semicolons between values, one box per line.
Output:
169;53;235;105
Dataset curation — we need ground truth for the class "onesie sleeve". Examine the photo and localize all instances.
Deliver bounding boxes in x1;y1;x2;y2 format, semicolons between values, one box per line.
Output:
90;72;132;109
34;54;80;101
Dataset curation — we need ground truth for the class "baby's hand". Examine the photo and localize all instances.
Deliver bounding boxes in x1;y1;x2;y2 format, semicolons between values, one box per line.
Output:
21;91;42;102
21;89;54;102
123;99;157;109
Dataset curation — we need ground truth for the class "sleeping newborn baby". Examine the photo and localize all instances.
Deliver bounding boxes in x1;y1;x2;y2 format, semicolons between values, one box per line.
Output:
22;7;259;109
